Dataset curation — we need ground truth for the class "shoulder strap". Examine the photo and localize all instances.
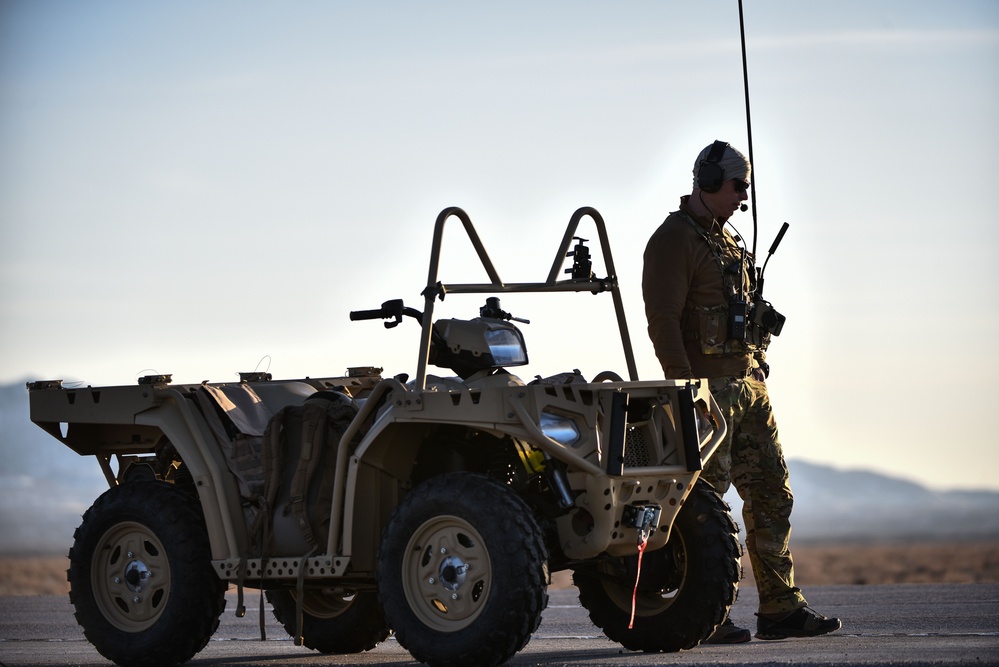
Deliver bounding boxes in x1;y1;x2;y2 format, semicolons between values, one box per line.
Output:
678;211;751;298
678;211;730;279
262;406;291;515
287;402;328;548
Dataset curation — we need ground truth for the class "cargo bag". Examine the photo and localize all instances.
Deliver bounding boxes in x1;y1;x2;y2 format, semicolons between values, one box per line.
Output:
196;383;272;505
261;390;359;556
250;390;359;643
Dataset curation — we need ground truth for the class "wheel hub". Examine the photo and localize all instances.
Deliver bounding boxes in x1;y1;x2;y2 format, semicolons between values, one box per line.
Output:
90;521;172;632
400;514;493;631
438;555;469;592
123;559;153;593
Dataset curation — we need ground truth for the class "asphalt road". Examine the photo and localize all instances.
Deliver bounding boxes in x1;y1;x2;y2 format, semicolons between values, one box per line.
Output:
1;584;997;666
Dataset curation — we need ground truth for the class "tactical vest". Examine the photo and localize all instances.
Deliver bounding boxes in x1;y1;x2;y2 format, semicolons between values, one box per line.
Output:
679;213;770;355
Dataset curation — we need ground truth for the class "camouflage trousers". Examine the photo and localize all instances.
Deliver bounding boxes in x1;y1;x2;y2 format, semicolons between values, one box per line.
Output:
702;375;807;615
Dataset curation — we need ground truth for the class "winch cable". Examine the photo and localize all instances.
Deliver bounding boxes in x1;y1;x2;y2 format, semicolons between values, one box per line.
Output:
628;531;651;630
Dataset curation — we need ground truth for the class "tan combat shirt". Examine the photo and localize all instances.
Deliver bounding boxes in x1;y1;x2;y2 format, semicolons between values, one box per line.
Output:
642;196;762;380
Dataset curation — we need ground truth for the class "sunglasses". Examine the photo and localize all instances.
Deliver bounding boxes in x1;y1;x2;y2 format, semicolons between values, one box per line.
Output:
732;180;750;194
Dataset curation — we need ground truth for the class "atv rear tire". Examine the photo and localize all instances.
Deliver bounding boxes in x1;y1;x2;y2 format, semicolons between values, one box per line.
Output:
67;481;226;667
266;588;389;653
377;472;549;667
573;482;741;652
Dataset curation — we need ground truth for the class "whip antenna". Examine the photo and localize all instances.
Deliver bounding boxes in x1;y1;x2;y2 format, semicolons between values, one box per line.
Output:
737;0;758;257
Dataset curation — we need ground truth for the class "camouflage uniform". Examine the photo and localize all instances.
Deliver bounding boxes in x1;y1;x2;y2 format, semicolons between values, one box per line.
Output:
703;375;805;614
643;197;807;615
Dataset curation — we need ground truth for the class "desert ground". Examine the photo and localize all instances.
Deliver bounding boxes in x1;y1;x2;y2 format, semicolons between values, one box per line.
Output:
2;540;997;595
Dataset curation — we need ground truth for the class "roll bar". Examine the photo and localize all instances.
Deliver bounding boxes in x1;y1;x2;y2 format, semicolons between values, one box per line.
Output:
414;206;639;389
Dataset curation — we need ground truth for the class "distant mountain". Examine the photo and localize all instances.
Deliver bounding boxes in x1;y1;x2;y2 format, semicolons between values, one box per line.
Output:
2;380;997;554
0;381;108;554
737;459;999;543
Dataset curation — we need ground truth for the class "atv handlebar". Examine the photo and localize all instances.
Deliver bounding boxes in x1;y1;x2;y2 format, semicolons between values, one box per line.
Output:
350;299;424;329
349;308;390;321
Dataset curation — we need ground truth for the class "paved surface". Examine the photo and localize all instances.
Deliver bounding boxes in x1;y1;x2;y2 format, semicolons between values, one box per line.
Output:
1;584;997;666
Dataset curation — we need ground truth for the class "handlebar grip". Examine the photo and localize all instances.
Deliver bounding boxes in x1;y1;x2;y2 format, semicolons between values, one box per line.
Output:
349;309;386;321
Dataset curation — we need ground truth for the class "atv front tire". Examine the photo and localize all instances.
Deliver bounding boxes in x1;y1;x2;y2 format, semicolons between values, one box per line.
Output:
67;481;226;667
377;472;549;667
574;482;741;652
267;588;389;653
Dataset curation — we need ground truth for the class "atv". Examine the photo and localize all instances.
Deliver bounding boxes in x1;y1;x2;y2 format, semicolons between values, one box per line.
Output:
27;206;741;667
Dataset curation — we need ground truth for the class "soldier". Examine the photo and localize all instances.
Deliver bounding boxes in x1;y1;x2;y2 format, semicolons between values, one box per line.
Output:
642;141;841;643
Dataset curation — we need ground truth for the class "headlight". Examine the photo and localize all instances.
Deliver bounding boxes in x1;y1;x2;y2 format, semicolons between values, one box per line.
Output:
540;410;580;446
431;318;528;376
485;328;527;366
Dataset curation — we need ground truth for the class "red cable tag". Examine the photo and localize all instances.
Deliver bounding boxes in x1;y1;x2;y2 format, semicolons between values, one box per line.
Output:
628;532;650;629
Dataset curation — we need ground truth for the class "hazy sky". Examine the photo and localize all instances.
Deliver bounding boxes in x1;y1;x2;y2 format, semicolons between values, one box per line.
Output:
2;1;997;491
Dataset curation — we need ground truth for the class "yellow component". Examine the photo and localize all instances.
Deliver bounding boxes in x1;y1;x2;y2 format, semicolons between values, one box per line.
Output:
516;441;547;474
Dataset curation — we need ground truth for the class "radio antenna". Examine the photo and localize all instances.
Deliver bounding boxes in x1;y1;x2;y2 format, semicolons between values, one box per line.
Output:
737;0;758;257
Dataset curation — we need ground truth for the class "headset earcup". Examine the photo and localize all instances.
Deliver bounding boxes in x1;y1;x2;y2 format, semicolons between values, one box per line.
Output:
697;162;723;192
696;140;729;192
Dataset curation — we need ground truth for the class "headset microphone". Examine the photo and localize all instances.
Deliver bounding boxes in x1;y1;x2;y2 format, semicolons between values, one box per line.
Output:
740;204;748;212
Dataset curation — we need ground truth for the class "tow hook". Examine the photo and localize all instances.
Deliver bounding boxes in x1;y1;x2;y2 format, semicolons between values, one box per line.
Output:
623;502;662;630
622;503;662;540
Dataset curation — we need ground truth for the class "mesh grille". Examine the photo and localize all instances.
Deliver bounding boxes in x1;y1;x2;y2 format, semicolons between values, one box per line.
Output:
624;427;651;467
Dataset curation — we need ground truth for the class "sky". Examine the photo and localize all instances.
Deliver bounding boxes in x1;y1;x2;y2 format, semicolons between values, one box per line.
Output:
1;0;997;492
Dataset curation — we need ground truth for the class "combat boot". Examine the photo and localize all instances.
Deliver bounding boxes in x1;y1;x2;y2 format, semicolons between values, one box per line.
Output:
755;606;841;640
704;618;751;644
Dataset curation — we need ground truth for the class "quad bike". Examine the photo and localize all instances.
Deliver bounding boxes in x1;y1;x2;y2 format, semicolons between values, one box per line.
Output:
27;206;741;667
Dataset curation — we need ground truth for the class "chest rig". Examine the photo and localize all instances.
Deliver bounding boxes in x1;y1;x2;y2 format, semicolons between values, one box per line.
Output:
680;213;770;355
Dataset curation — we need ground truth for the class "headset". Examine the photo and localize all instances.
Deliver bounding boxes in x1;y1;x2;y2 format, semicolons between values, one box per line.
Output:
696;139;730;193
